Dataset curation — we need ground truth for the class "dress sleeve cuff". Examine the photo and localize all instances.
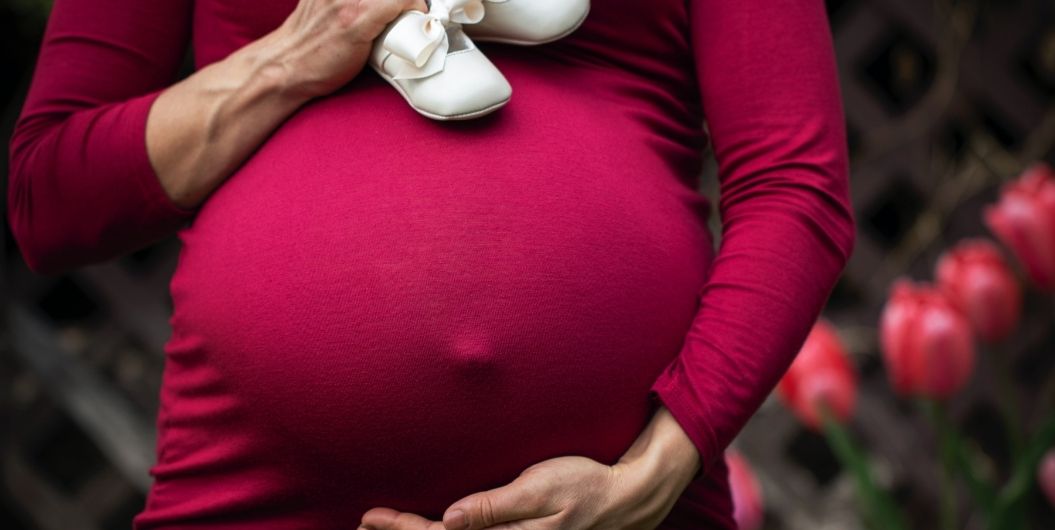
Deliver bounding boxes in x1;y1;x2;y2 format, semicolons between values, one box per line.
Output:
649;355;721;480
125;88;200;221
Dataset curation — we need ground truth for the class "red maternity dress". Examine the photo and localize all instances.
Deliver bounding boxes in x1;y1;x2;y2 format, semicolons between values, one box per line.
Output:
7;0;856;527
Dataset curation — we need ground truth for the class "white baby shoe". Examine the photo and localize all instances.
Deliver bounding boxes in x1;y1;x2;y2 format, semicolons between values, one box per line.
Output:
463;0;591;45
369;1;512;120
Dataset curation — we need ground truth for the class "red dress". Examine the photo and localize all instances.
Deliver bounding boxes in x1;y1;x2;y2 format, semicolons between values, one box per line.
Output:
8;0;855;527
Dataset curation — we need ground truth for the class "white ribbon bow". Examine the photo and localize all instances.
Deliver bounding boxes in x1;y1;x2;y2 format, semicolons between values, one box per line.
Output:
378;0;487;80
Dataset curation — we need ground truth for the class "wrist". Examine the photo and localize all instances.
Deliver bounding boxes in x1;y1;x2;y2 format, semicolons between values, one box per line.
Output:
612;407;700;503
617;407;701;483
231;27;318;107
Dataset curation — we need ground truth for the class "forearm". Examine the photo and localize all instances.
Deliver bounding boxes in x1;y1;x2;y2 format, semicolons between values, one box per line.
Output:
146;29;314;209
9;0;421;275
646;0;853;474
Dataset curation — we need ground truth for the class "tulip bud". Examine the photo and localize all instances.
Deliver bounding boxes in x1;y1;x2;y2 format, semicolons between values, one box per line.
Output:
879;279;976;399
935;239;1022;343
984;162;1055;291
777;319;857;430
1040;449;1055;508
726;449;764;530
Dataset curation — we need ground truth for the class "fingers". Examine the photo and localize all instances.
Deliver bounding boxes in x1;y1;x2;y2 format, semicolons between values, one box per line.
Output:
361;507;446;530
405;0;429;13
442;478;558;530
383;0;427;18
349;0;424;38
374;0;429;28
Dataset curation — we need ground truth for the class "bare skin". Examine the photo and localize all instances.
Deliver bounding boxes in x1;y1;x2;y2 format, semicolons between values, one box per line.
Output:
145;1;704;526
145;0;428;209
360;407;703;530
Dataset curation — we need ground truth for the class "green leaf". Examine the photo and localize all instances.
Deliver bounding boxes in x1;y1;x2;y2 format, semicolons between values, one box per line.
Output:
820;408;911;530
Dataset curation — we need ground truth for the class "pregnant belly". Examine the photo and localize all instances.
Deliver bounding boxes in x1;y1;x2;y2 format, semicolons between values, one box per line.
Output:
160;75;714;523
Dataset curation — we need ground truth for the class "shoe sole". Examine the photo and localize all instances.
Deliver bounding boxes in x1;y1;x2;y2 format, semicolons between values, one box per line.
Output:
372;65;512;121
468;4;592;46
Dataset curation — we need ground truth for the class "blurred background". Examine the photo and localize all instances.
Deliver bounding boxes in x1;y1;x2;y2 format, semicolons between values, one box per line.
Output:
2;0;1054;529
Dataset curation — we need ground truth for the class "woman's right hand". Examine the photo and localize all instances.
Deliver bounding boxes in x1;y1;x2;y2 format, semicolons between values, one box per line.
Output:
266;0;430;100
145;0;426;209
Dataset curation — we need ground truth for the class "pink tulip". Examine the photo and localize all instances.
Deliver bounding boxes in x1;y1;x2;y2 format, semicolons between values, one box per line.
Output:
726;449;764;530
935;239;1021;343
984;162;1055;291
1040;449;1055;508
879;279;976;399
777;319;857;430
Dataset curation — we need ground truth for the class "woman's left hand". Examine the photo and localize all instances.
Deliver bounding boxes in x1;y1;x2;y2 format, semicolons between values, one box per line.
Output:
358;407;701;530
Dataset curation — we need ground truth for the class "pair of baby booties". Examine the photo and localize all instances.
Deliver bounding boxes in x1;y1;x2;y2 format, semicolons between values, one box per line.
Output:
368;0;591;120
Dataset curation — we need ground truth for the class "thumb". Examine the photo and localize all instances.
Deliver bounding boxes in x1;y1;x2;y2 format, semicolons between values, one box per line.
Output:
442;479;557;530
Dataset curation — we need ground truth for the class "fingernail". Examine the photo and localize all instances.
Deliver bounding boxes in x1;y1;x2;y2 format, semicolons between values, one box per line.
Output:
444;509;468;530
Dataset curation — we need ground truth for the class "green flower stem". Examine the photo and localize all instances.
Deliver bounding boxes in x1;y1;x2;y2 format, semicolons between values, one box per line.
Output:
820;408;910;530
990;345;1025;459
925;401;998;518
923;401;959;530
992;411;1055;528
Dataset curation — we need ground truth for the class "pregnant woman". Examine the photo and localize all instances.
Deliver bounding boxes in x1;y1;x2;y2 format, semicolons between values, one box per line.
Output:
8;0;856;528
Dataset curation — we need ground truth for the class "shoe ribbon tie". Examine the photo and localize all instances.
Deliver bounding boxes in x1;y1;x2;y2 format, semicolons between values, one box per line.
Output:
379;0;486;80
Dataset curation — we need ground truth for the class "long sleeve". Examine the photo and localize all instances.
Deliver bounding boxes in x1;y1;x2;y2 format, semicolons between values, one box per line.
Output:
7;0;197;276
649;0;857;472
